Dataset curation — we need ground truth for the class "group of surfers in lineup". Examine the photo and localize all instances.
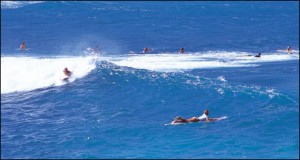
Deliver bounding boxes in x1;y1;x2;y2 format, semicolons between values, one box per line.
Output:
19;41;294;80
19;40;295;79
20;41;294;55
18;42;295;123
142;46;294;57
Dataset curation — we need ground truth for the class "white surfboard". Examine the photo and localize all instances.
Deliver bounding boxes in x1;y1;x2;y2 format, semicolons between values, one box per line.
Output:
276;49;296;54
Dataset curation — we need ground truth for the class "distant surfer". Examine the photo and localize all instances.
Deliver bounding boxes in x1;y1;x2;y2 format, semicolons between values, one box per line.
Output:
179;47;184;54
172;109;219;124
238;53;261;57
63;67;72;80
20;41;26;50
142;47;151;53
92;45;101;54
286;46;292;54
254;52;261;58
277;46;293;54
87;45;101;54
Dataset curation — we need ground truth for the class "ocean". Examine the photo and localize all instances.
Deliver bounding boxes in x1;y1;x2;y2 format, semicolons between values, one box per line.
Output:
1;1;299;158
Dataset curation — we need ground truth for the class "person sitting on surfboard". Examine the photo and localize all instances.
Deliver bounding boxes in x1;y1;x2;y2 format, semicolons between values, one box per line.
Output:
63;67;72;79
172;109;218;124
286;46;292;54
142;47;151;53
179;47;184;54
20;41;26;50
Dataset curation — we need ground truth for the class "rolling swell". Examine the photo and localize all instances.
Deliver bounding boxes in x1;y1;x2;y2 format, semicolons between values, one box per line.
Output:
2;59;298;158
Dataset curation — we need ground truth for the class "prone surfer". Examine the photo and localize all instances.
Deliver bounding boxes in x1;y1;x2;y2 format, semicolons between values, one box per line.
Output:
237;53;261;57
254;52;261;58
172;109;218;124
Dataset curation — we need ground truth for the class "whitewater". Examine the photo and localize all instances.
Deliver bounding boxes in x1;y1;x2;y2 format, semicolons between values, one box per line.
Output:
2;51;299;94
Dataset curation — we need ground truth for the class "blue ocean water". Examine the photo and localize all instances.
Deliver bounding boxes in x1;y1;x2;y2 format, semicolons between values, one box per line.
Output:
1;1;299;158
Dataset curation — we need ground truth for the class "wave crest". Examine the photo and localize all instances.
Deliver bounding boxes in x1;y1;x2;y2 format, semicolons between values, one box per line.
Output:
1;56;97;94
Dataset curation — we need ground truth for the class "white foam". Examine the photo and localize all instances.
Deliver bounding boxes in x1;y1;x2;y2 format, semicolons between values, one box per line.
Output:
217;76;227;82
1;56;97;94
216;88;225;95
265;88;280;99
1;1;44;9
2;51;297;93
105;51;299;72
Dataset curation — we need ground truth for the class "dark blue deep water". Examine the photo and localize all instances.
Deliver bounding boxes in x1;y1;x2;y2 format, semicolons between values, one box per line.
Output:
1;1;299;158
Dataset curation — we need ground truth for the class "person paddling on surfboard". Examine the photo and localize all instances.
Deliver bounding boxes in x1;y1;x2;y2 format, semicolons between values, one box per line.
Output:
172;109;219;124
254;52;261;58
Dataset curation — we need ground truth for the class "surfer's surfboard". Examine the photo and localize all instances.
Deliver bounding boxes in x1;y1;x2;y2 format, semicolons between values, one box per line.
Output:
276;49;295;54
16;48;31;51
62;76;70;81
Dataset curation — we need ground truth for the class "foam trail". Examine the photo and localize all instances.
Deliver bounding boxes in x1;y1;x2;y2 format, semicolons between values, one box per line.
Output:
1;56;97;94
106;51;299;72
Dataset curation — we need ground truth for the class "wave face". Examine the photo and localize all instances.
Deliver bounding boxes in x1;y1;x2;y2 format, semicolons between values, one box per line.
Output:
1;57;299;158
1;56;97;94
1;51;298;94
1;1;299;159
